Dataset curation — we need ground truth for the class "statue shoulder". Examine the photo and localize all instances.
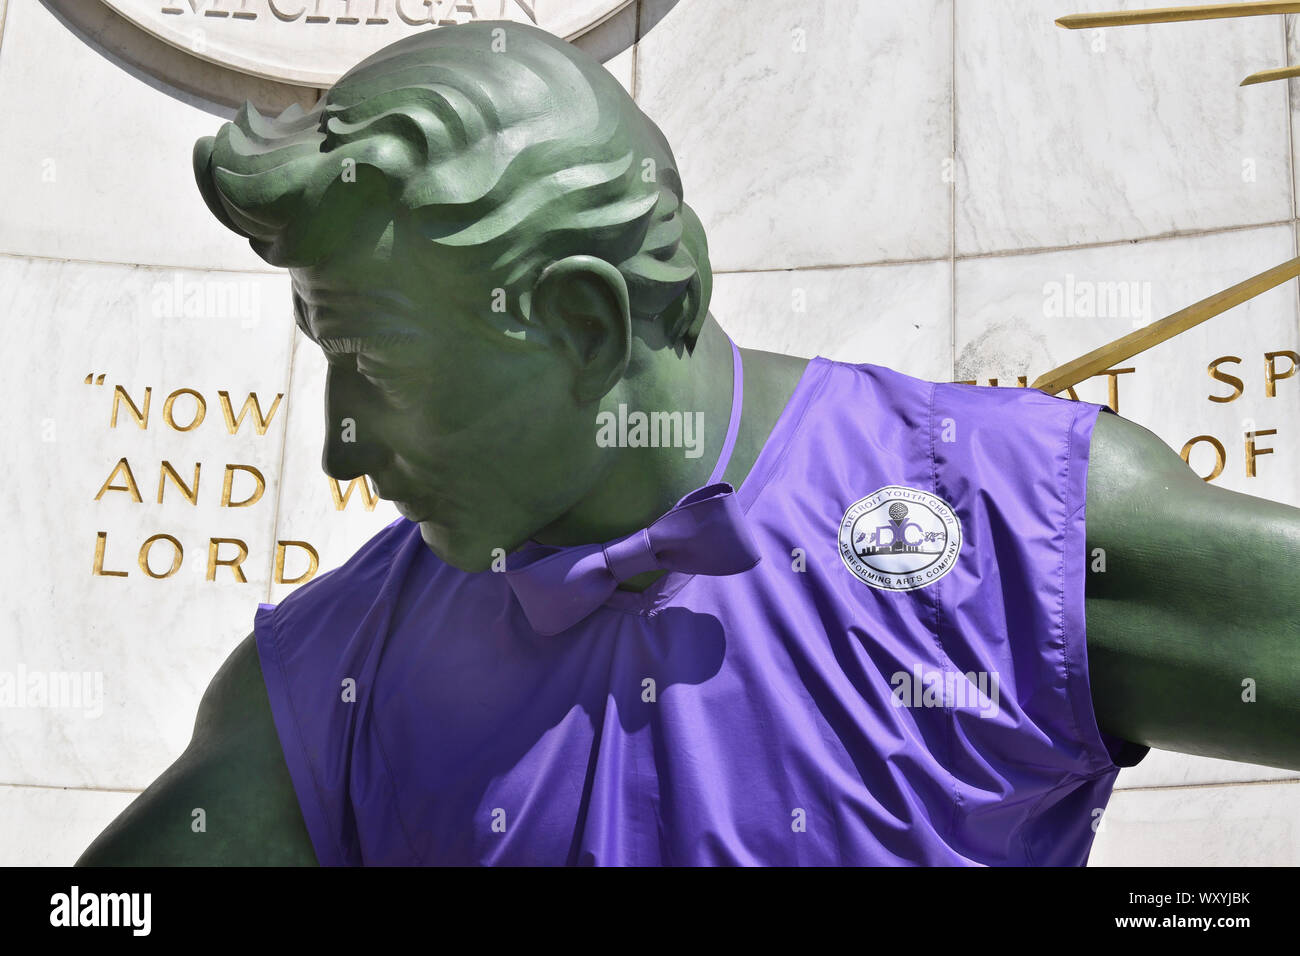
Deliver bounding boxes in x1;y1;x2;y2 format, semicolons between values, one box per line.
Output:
76;633;317;866
1084;408;1209;600
1082;405;1300;770
1087;408;1200;501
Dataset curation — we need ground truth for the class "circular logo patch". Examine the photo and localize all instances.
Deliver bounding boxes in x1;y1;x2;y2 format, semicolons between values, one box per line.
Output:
838;485;962;591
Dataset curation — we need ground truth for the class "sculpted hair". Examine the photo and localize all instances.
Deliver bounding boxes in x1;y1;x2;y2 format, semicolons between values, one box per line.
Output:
192;20;712;348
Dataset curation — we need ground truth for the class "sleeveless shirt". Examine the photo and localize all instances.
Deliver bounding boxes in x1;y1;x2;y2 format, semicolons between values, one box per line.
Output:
253;351;1148;866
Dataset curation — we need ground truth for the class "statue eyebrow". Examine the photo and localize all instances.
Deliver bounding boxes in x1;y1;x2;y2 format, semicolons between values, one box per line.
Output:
316;330;422;354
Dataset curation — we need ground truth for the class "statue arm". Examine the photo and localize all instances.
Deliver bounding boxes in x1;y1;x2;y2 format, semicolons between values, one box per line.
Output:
1083;409;1300;771
75;632;318;866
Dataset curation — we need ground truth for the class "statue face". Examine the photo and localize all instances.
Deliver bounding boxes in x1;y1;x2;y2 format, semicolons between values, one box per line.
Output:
292;247;609;572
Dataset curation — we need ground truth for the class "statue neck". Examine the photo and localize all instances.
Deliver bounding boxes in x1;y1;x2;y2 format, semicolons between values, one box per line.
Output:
529;314;811;561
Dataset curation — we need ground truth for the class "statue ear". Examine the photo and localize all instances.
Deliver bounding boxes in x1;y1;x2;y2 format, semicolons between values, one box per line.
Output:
530;255;631;402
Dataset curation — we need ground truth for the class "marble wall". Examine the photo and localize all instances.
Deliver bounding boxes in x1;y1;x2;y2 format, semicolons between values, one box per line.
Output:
0;0;1296;865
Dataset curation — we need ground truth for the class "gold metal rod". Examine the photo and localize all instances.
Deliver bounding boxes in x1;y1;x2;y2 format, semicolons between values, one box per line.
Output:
1240;63;1300;84
1030;256;1300;395
1057;2;1300;29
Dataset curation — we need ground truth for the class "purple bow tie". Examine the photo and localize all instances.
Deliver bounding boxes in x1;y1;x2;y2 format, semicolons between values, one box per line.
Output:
504;482;762;636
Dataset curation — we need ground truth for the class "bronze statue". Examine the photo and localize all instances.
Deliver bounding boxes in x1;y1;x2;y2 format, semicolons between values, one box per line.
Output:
77;20;1300;866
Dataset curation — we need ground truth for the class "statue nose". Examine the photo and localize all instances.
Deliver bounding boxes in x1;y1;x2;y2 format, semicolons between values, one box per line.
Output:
322;429;391;482
321;366;393;482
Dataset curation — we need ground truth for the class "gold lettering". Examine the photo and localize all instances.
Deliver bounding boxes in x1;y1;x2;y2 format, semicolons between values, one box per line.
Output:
94;457;143;502
163;388;207;431
157;460;200;505
1264;350;1299;398
207;538;249;582
1207;355;1245;403
960;376;1062;393
92;531;128;577
328;476;379;511
1181;435;1226;482
1093;367;1135;414
218;390;283;435
110;385;151;429
275;540;320;585
1245;428;1277;478
221;464;266;507
139;534;184;579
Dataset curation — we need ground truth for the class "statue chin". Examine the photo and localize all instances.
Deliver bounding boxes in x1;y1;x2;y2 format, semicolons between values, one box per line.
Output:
415;522;500;574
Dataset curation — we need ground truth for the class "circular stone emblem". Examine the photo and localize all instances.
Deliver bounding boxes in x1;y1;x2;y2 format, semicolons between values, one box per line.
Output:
838;485;962;591
99;0;636;88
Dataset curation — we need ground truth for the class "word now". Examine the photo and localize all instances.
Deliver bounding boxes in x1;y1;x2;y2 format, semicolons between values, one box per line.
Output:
102;383;282;434
93;532;319;584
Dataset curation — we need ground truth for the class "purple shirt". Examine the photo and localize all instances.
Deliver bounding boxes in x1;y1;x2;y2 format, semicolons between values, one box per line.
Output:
254;357;1147;865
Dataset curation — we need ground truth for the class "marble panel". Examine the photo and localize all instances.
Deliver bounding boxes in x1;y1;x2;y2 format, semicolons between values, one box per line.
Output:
0;783;138;866
0;254;294;789
636;0;953;271
710;259;954;382
956;0;1291;254
1090;780;1300;866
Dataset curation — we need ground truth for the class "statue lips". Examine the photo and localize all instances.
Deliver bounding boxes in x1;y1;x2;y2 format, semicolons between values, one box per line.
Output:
370;478;435;523
386;495;428;522
384;488;447;525
390;500;441;525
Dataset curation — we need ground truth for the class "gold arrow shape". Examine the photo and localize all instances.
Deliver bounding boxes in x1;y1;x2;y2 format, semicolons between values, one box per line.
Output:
1057;2;1300;29
1241;63;1300;84
1030;256;1300;395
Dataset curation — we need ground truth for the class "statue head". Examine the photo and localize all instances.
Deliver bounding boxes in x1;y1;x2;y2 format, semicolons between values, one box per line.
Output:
193;20;714;571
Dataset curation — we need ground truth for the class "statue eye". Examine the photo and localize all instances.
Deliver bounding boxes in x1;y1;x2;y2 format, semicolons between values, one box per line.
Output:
359;366;423;407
